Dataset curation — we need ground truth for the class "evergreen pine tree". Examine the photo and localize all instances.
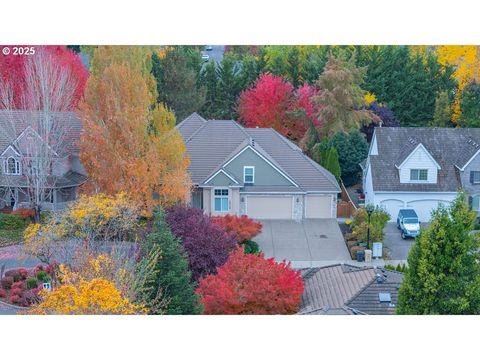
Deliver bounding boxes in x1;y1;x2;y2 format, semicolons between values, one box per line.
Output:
199;60;219;119
138;210;202;315
216;55;241;119
397;193;480;314
459;81;480;128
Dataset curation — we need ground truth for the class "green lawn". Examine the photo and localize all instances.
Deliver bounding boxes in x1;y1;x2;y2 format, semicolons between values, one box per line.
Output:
0;228;25;247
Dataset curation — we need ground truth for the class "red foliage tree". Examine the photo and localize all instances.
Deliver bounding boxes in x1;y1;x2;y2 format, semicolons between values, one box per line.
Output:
196;248;304;314
211;214;262;242
295;83;322;128
0;45;87;109
238;73;306;140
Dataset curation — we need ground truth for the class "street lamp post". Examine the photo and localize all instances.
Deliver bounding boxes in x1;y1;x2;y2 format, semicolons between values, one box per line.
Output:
366;205;374;250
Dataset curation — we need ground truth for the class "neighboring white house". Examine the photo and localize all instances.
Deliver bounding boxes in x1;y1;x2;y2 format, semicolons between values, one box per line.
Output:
361;127;480;222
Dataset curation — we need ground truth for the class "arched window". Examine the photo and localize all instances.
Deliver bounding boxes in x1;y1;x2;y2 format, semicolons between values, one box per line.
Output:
5;157;20;175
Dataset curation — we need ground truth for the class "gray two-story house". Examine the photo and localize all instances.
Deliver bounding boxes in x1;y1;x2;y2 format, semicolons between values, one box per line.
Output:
177;113;340;220
362;127;480;222
0;110;87;211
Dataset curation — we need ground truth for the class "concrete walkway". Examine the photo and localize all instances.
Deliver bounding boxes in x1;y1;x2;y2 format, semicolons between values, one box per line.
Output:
254;219;351;269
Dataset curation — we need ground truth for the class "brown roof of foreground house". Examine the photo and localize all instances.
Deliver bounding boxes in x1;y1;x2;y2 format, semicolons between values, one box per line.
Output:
299;264;404;315
177;113;340;193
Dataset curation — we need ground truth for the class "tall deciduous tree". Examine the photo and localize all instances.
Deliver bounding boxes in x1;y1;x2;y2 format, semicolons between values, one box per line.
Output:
152;46;205;122
397;193;480;315
431;91;453;127
238;73;307;140
138;210;202;315
313;52;379;137
196;247;304;315
0;46;88;220
360;101;399;142
79;46;191;212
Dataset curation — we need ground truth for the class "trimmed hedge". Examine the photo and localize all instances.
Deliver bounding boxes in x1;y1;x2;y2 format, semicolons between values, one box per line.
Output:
0;213;25;230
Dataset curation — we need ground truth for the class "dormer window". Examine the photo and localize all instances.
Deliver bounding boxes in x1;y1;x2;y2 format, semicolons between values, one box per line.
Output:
410;169;428;181
4;157;20;175
244;166;255;184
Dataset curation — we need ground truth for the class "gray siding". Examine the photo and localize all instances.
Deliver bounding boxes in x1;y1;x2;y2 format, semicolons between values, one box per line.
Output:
205;171;238;186
224;148;292;186
461;153;480;196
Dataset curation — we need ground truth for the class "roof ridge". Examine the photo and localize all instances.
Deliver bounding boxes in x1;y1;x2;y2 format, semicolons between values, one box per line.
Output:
184;121;208;143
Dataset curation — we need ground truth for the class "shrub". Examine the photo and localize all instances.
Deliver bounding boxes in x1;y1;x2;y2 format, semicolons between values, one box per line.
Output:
165;206;237;281
12;208;35;220
350;207;390;244
0;213;25;230
0;288;6;298
5;269;22;282
211;214;263;242
11;281;25;290
242;240;260;255
10;295;21;304
20;290;40;307
11;287;23;297
26;278;38;290
197;248;304;314
18;268;28;280
1;276;14;289
36;271;49;282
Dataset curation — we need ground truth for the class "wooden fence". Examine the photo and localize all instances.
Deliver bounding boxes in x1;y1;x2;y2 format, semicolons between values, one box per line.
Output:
337;181;357;218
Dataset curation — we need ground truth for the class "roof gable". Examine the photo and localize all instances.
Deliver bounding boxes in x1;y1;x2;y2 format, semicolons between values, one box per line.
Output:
203;169;240;187
395;143;441;170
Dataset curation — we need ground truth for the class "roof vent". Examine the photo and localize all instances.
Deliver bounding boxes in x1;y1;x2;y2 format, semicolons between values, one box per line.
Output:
379;293;391;303
250;137;255;147
408;137;416;145
375;273;385;284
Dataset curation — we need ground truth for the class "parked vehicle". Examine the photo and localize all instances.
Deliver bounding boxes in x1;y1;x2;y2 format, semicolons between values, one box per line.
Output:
397;209;420;239
201;54;210;61
205;45;213;51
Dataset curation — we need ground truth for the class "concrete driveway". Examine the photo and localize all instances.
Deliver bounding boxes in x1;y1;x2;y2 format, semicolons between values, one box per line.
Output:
254;219;351;269
383;222;425;260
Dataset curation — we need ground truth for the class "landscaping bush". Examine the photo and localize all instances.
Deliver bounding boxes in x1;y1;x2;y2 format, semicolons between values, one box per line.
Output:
18;268;28;280
10;295;21;304
0;213;25;230
350;207;390;244
36;271;49;282
20;290;40;307
242;240;260;255
11;281;25;290
1;276;14;290
26;278;38;290
165;206;237;281
5;269;22;282
11;287;23;297
211;214;263;242
12;208;35;220
0;288;6;298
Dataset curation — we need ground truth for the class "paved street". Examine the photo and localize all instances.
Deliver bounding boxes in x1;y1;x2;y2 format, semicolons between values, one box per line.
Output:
254;219;351;269
383;222;423;260
201;45;224;63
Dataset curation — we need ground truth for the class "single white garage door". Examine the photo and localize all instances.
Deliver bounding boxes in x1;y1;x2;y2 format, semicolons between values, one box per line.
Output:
406;199;451;223
379;199;405;222
305;195;332;218
246;196;293;219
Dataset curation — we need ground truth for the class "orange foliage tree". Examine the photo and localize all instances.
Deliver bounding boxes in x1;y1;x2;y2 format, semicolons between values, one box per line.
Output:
79;46;191;212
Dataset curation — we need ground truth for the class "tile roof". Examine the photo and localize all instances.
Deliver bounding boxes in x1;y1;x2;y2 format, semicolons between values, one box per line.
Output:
177;113;340;193
0;110;82;156
367;127;480;192
299;264;404;315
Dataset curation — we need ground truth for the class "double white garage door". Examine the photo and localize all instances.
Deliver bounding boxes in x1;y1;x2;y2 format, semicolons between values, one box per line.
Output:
380;199;452;223
245;195;332;219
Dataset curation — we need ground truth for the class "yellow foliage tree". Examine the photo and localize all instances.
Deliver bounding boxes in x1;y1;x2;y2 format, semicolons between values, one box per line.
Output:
29;278;145;315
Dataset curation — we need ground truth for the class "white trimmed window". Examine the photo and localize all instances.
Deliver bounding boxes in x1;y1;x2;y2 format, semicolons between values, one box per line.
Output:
214;189;229;212
4;157;20;175
410;169;428;181
244;166;255;184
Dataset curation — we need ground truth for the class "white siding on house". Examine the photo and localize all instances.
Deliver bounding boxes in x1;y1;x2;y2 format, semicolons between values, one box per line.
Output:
363;163;374;205
369;134;378;155
398;145;439;184
372;192;457;222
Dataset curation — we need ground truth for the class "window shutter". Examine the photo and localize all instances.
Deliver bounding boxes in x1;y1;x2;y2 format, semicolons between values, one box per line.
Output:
471;171;475;184
469;196;473;209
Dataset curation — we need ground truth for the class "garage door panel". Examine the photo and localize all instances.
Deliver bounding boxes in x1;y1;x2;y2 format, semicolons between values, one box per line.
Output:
379;199;405;222
406;200;450;223
306;195;332;218
246;196;293;219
